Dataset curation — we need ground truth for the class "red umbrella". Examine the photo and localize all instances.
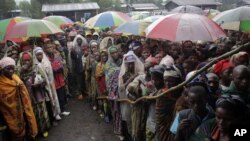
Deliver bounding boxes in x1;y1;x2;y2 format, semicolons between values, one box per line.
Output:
145;13;226;41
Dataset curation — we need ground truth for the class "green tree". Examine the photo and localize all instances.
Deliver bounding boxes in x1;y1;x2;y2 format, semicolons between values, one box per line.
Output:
0;0;16;19
19;1;32;17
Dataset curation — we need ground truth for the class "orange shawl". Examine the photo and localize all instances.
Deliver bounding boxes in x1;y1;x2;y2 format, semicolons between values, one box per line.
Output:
0;74;37;138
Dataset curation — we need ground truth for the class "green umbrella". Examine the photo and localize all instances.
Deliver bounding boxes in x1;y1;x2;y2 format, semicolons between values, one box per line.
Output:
0;17;30;42
5;19;64;39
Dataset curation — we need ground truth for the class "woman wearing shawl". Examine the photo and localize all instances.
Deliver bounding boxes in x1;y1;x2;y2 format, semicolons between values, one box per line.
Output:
89;41;100;110
96;51;109;118
155;65;183;141
119;51;145;140
18;52;50;137
127;56;157;141
0;57;38;141
105;45;123;139
33;47;62;123
71;35;88;100
44;43;70;117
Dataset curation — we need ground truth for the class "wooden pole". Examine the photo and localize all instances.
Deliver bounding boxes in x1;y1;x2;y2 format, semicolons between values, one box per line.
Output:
97;42;250;104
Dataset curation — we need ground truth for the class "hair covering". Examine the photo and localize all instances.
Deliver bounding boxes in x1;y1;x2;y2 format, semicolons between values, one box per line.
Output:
43;38;51;43
186;70;208;84
118;51;144;121
93;32;99;37
213;59;233;75
34;47;43;54
72;35;88;53
150;65;165;75
0;57;16;69
100;37;114;52
186;70;211;94
230;51;249;66
124;55;136;63
206;73;219;81
216;95;247;116
69;30;77;37
108;45;118;54
129;41;142;50
22;52;32;61
159;55;174;67
164;65;182;78
145;56;158;65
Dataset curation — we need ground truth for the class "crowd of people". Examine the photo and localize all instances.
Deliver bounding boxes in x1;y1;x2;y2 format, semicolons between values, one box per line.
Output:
0;24;250;141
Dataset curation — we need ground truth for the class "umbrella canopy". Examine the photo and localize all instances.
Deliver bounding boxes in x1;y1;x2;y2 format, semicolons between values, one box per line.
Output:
171;5;205;15
114;20;151;36
0;17;30;42
143;15;164;22
5;19;64;39
146;13;226;41
213;6;250;31
43;15;74;28
84;11;131;29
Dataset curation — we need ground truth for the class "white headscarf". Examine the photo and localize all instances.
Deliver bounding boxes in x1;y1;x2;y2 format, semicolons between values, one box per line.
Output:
33;47;61;116
72;34;88;52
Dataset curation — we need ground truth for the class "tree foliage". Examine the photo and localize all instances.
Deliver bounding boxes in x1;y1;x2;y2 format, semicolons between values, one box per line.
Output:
0;0;16;19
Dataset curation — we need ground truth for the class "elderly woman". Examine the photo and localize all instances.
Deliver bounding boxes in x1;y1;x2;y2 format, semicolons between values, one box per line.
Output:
0;57;37;141
127;56;157;141
96;51;109;118
18;52;51;137
71;35;88;100
119;51;144;140
33;47;62;124
105;45;123;139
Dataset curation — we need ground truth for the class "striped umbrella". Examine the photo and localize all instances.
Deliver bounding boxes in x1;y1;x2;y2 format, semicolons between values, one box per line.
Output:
131;13;149;20
114;20;151;36
5;19;64;39
146;13;226;41
0;17;30;42
213;6;250;31
84;11;132;29
43;15;74;28
143;15;164;23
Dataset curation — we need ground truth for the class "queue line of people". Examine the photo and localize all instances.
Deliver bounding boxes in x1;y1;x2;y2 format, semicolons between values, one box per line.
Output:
0;26;250;141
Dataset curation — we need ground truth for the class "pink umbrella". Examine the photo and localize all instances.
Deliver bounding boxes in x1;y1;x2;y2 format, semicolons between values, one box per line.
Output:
145;13;226;41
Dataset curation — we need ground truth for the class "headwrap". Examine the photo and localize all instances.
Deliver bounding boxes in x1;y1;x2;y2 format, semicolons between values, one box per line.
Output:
145;56;158;66
124;55;135;63
108;46;118;54
69;30;77;37
90;41;98;46
206;73;219;81
0;57;16;68
230;52;249;66
93;32;99;37
164;65;182;78
213;59;233;75
186;70;210;93
43;38;51;43
159;55;174;67
150;65;165;75
22;52;32;61
216;95;247;116
34;47;43;55
129;41;142;50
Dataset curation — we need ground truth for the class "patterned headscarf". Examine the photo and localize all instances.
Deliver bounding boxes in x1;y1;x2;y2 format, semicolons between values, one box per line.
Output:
164;65;182;78
0;57;16;69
